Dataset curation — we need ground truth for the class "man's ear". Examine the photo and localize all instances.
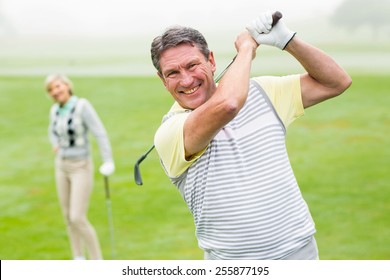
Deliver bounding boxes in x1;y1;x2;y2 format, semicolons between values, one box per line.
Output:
209;51;217;75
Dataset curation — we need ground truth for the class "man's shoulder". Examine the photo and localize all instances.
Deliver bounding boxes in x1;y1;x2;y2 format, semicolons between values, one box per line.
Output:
252;74;300;85
162;102;192;123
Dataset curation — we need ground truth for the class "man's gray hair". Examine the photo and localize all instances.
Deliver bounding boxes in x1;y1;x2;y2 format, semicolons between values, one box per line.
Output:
151;26;210;74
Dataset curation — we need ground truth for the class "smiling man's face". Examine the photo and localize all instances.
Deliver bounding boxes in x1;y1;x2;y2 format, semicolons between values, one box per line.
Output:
158;43;217;110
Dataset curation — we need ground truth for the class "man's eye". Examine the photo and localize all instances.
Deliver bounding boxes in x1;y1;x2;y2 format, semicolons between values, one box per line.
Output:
167;71;178;78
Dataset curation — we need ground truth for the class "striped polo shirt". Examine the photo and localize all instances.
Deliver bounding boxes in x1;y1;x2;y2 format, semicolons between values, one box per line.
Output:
155;75;316;259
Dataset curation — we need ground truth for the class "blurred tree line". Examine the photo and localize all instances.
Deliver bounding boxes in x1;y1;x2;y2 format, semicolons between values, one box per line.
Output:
331;0;390;34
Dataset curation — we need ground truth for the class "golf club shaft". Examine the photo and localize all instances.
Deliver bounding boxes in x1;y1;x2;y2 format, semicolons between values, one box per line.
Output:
104;176;116;259
134;42;244;183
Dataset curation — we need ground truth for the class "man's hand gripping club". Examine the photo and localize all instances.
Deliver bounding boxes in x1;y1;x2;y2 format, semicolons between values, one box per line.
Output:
246;10;296;50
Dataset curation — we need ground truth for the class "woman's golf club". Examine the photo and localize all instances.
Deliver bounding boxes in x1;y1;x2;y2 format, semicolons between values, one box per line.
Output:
103;175;116;259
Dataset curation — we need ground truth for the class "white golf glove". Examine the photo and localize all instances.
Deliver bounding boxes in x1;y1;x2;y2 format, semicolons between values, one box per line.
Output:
99;161;115;176
246;10;296;50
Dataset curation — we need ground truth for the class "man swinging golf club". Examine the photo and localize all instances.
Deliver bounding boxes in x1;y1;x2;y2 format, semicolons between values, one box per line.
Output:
150;10;352;259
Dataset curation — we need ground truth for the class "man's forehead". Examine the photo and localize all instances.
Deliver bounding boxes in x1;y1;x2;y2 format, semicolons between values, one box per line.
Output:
160;45;203;69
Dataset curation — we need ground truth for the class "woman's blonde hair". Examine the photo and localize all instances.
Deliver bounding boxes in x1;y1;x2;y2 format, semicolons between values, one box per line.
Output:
44;74;74;95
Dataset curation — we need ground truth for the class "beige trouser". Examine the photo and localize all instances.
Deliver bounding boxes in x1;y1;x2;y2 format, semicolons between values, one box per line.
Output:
55;157;102;260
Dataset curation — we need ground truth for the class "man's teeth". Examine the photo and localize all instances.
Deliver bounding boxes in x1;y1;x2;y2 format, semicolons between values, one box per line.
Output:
183;86;199;94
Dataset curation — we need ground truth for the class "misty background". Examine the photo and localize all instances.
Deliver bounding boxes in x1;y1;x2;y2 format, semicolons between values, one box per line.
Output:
1;0;389;76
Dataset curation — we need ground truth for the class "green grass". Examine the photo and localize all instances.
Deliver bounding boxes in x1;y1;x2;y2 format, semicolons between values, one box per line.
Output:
0;74;389;260
286;75;390;259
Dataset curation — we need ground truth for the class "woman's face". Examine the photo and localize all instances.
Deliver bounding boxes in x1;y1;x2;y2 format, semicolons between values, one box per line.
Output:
47;79;72;105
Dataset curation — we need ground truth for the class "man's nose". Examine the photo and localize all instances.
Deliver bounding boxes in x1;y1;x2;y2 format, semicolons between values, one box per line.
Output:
180;71;194;86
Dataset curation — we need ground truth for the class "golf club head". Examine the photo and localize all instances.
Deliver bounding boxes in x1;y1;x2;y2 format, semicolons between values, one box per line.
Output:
134;161;143;185
134;145;155;186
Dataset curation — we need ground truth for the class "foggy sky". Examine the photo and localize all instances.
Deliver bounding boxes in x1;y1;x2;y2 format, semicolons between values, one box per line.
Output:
4;0;387;76
1;0;344;37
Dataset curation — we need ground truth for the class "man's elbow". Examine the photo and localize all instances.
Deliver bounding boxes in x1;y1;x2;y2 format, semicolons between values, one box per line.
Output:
222;99;242;115
335;73;352;96
215;95;245;117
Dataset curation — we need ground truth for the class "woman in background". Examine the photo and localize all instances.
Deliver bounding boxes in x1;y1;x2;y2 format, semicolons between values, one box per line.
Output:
45;74;115;260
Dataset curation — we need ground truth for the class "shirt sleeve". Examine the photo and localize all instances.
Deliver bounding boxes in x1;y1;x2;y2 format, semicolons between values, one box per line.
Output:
154;111;206;178
81;99;114;163
252;74;304;128
48;104;59;149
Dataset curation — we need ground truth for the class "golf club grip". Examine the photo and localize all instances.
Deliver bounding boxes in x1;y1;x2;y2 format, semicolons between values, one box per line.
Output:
272;11;282;27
